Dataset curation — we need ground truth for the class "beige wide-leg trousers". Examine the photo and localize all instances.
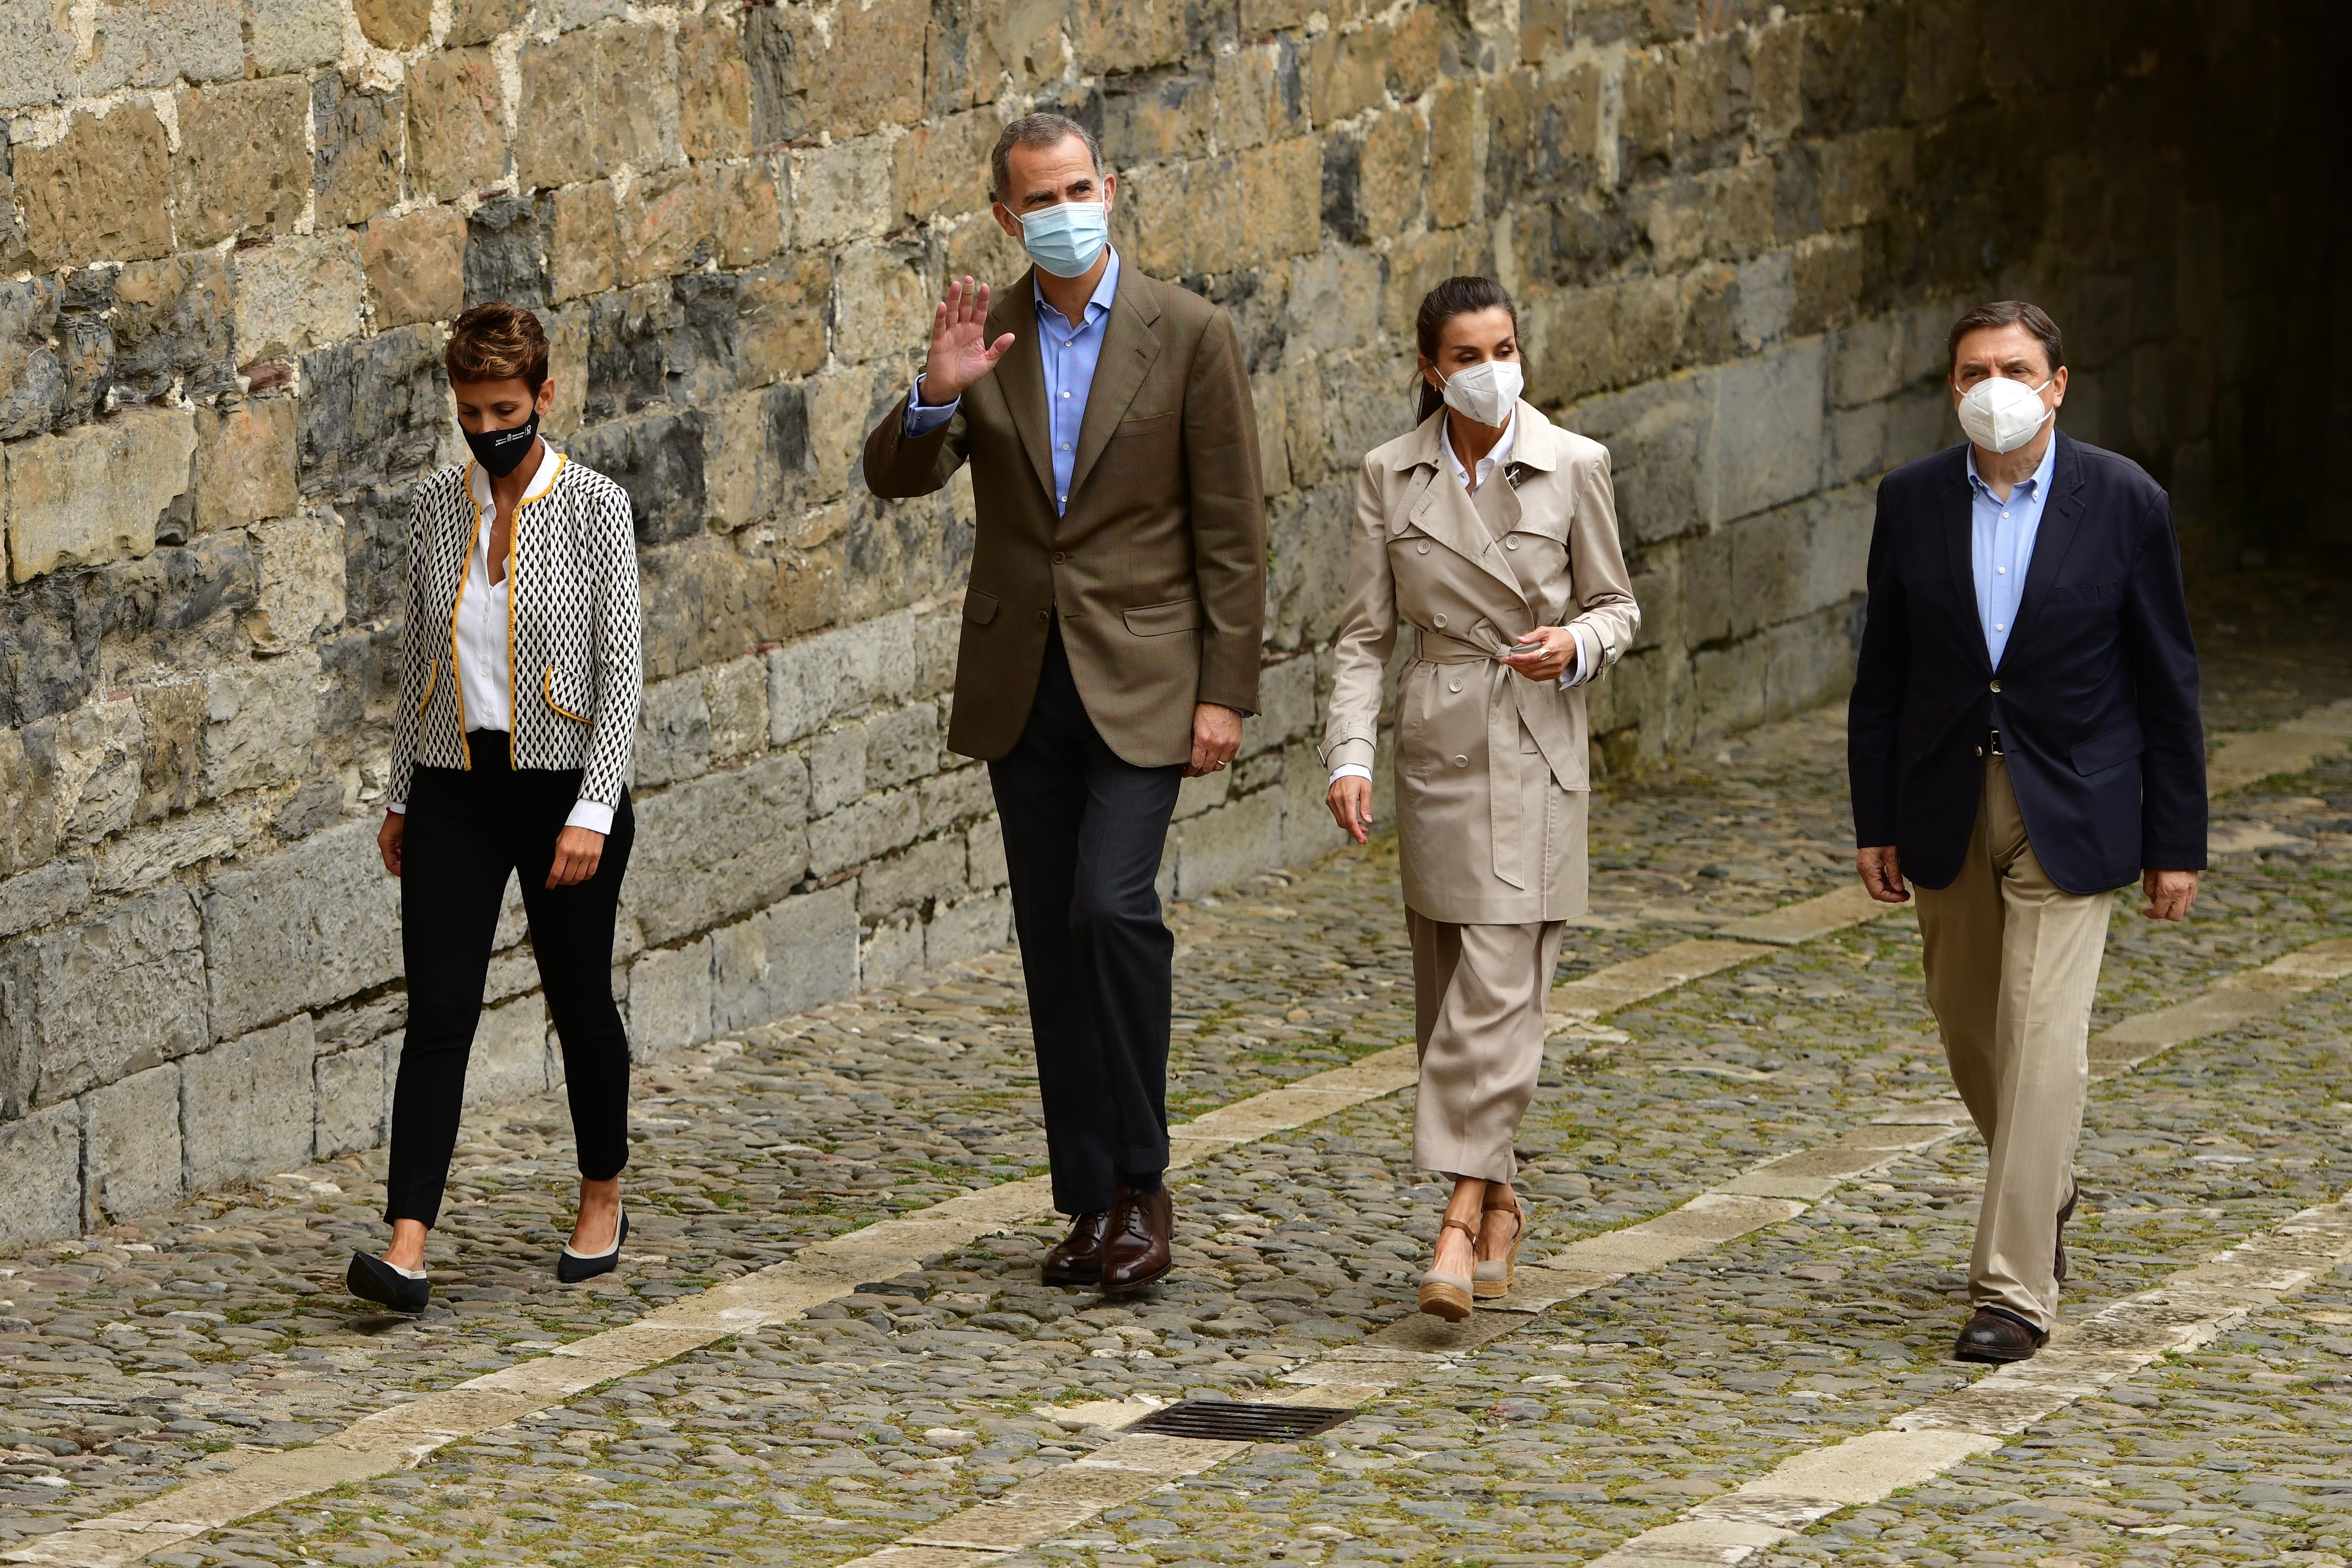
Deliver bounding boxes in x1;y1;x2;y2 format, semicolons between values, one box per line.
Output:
1408;912;1567;1183
1913;756;2116;1331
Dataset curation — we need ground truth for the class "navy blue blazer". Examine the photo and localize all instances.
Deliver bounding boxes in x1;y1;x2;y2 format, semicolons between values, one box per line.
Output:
1848;433;2206;895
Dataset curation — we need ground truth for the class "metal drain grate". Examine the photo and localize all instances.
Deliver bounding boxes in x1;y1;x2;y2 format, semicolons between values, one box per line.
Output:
1121;1400;1355;1442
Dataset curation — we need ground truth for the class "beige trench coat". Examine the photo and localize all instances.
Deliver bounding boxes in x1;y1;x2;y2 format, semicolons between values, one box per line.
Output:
1323;403;1641;924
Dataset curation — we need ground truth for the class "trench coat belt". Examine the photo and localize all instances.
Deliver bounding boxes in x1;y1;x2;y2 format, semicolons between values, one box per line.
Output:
1412;625;1582;891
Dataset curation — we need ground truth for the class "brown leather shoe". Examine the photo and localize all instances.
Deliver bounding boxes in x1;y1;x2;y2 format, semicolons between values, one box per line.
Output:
2055;1181;2078;1283
1101;1187;1174;1295
1041;1210;1111;1286
1954;1306;2048;1363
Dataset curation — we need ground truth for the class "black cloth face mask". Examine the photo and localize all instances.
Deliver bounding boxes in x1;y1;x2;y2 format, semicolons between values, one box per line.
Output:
465;411;541;478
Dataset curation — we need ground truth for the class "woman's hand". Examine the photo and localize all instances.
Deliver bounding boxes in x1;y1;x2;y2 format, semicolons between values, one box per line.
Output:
1502;627;1576;684
377;811;405;876
1326;776;1374;844
548;826;606;888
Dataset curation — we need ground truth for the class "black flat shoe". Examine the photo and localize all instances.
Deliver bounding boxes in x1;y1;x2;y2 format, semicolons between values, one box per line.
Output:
558;1210;626;1284
1954;1306;2048;1363
347;1252;430;1314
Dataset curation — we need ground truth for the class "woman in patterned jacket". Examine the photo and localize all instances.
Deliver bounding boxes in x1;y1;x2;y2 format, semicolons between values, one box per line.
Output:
348;302;645;1314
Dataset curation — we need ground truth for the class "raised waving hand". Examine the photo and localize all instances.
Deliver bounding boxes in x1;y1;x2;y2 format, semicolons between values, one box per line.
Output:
921;276;1016;404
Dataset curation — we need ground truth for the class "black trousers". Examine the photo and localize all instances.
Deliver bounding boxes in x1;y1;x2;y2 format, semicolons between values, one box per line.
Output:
989;624;1185;1216
385;732;635;1226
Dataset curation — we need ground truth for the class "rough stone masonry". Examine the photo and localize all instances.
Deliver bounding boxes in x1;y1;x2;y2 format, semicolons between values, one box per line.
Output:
0;0;2339;1246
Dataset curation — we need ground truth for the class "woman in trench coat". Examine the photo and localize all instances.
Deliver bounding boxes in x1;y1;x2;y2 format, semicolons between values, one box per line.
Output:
1322;276;1640;1320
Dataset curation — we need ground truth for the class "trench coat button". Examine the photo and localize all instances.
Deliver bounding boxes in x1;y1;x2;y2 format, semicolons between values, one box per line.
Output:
1990;678;2002;692
1453;754;1469;767
1505;538;1518;550
1037;610;1050;623
1448;680;1462;693
1417;541;1430;554
1432;614;1447;628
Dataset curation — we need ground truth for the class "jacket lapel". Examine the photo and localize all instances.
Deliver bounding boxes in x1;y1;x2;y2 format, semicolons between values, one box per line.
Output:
1938;447;1984;669
1405;409;1529;604
1067;272;1163;505
1999;433;2085;672
986;271;1056;505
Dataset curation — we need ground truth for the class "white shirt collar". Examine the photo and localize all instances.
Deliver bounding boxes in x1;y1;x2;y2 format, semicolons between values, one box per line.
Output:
1439;406;1518;491
466;439;564;510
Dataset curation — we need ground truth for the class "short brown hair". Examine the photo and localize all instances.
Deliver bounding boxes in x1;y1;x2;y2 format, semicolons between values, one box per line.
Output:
446;301;550;392
1946;300;2064;378
990;111;1103;203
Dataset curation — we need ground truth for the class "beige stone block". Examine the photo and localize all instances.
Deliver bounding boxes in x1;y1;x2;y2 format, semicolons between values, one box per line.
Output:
193;398;297;532
945;215;1027;290
792;137;897;248
1427;80;1480;229
5;408;197;582
678;11;751;160
407;47;507;200
244;512;347;652
618;165;718;286
1387;7;1443;97
1792;230;1868;336
312;75;405;230
1306;26;1385;125
1214;46;1300;152
233;231;365;361
446;0;529;45
716;162;786;268
550;181;619;303
353;0;430;48
15;104;173;268
1357;108;1427;239
820;0;926;136
831;241;930;366
171;76;310;247
895;111;997;224
516;26;604;189
1818;126;1916;230
360;206;466;329
244;0;344;74
1071;0;1184;75
201;646;322;797
737;254;831;386
543;308;588;437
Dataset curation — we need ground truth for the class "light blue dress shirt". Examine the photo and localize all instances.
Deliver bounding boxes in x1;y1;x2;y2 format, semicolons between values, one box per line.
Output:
1966;436;2056;668
904;250;1122;517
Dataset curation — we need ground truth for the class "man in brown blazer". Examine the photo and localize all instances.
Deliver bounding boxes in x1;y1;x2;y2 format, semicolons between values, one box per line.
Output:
862;112;1267;1293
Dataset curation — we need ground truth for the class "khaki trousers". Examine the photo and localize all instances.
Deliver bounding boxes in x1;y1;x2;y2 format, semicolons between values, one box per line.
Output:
1408;911;1567;1183
1913;756;2115;1330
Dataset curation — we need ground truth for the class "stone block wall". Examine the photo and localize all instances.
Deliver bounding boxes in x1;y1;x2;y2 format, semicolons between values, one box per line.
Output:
1;0;2340;1243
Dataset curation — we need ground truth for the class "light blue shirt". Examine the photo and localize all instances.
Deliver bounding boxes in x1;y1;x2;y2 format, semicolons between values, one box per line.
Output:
1966;437;2056;669
904;250;1122;517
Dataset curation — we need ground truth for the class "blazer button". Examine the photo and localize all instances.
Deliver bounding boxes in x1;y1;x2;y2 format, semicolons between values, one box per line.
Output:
1448;680;1462;693
1989;678;2002;692
1976;745;1985;756
1036;609;1050;623
1453;754;1469;768
1052;551;1067;564
1432;614;1447;628
1417;541;1430;554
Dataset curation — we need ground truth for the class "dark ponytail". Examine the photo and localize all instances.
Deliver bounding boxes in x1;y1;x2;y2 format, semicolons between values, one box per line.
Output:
1413;275;1518;423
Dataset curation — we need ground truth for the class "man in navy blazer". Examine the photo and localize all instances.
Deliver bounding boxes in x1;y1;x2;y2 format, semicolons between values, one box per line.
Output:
1849;300;2205;1365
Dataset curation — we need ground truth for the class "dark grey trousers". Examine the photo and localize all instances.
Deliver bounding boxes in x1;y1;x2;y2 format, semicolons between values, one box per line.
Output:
988;623;1184;1216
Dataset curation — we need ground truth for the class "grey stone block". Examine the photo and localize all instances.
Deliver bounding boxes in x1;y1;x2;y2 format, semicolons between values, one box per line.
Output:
0;884;207;1115
0;858;92;939
1714;337;1827;525
859;834;968;919
182;1015;318;1190
926;889;1011;968
807;788;921;879
711;884;857;1032
314;1042;386;1158
635;669;712;788
966;817;1007;890
808;722;867;814
864;703;941;788
767;608;923;746
81;1061;183;1223
1173;789;1285;899
0;1102;81;1247
918;762;995;832
623;754;810;946
1243;654;1319;757
203;816;401;1041
704;656;767;762
484;944;542;1006
860;916;924;990
630;938;713;1055
463;992;550;1111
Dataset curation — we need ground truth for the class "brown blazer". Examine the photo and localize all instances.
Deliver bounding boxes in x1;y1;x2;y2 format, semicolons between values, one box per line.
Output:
862;262;1267;767
1323;404;1640;923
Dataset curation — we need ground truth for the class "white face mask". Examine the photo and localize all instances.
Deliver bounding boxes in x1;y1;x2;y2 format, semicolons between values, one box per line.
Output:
1437;359;1523;428
1954;374;2055;454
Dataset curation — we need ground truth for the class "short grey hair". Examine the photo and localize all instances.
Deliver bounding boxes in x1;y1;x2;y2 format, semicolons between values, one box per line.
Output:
990;112;1103;203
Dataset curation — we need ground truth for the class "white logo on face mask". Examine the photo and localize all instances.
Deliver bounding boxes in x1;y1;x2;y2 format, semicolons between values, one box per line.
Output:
1955;374;2054;454
1438;359;1523;428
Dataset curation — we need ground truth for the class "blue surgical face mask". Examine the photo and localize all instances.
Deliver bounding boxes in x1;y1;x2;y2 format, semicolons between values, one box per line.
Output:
1016;200;1109;278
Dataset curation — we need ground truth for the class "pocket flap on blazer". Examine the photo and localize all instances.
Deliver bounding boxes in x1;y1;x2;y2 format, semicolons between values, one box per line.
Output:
2070;720;2145;775
545;664;595;724
964;590;1000;625
1123;597;1204;636
1112;410;1175;438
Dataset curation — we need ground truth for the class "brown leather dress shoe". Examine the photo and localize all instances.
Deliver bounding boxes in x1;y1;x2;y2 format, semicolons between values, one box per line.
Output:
1101;1187;1174;1295
1041;1210;1111;1286
2055;1181;2078;1283
1954;1306;2048;1363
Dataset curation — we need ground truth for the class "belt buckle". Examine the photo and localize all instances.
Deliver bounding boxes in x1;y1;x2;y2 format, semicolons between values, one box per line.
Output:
1987;729;2004;756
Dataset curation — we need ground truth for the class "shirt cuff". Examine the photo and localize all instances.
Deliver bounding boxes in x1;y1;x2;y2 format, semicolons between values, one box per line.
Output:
1557;625;1594;689
1328;762;1374;786
565;800;615;836
904;378;959;435
386;801;405;815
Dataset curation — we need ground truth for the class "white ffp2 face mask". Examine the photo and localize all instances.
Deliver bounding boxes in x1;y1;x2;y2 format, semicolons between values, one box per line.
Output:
1955;374;2054;454
1437;359;1523;428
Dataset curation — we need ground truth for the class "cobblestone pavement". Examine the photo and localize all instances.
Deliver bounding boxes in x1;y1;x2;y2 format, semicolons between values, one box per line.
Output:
3;657;2349;1565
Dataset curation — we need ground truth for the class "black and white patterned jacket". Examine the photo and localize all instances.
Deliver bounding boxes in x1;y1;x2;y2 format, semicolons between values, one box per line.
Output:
387;451;643;813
